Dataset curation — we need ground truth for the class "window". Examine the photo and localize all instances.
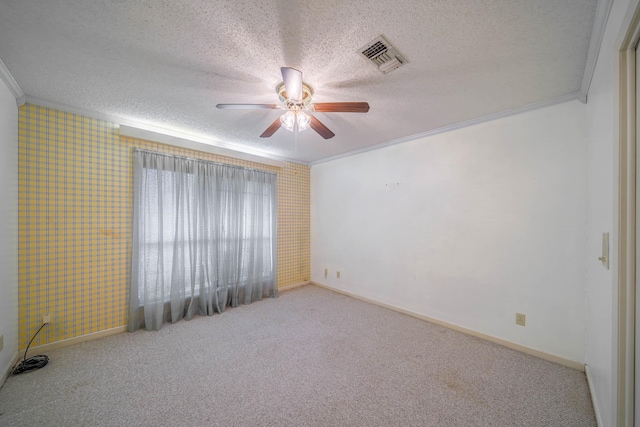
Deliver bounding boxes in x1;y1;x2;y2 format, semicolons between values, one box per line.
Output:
129;150;278;331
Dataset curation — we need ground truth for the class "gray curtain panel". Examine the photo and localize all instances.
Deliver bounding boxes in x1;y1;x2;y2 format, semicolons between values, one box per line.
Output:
129;149;278;331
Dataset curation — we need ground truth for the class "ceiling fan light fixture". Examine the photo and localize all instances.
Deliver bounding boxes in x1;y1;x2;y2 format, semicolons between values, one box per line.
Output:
280;111;296;131
219;66;368;140
297;111;311;131
280;111;311;132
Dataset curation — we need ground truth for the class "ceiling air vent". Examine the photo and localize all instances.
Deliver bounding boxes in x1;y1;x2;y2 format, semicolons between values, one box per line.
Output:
358;35;407;74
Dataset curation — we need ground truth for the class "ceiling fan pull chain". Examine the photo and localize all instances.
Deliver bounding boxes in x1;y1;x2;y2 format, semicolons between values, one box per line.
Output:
294;112;298;152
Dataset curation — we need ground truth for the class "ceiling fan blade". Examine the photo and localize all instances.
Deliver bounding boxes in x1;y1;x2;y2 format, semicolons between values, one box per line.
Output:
260;117;282;138
312;102;370;113
216;104;279;109
281;67;303;102
309;115;335;139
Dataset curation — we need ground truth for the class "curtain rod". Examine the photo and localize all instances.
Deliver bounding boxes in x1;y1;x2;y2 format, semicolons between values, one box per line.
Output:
132;148;277;176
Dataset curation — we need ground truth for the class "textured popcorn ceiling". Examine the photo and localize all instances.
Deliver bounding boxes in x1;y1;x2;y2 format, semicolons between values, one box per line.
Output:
0;0;597;164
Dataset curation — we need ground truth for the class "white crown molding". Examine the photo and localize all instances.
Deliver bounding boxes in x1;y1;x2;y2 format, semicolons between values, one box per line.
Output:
310;91;582;167
24;96;308;167
580;0;614;102
25;89;581;169
25;95;132;125
0;57;25;106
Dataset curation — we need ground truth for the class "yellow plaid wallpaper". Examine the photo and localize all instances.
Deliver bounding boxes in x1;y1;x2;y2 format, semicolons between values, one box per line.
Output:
18;103;310;348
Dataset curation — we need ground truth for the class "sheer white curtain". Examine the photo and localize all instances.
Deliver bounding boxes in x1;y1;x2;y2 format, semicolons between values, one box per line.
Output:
128;149;278;331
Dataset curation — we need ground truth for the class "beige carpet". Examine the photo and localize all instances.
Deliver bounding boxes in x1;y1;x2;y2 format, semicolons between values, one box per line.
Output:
0;285;596;426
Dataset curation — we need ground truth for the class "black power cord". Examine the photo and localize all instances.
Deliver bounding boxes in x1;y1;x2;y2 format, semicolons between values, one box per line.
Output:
12;323;49;375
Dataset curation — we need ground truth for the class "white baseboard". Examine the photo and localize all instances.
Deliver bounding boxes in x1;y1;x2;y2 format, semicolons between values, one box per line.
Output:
584;364;602;426
23;326;127;358
310;281;585;372
0;351;20;390
278;281;310;292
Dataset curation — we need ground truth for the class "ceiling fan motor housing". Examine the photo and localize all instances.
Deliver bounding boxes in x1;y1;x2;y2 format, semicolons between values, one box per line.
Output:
277;82;314;109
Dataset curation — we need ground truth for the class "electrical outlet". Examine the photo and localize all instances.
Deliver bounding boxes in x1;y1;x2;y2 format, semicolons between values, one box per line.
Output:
42;313;51;324
324;268;328;278
515;313;526;326
337;271;341;279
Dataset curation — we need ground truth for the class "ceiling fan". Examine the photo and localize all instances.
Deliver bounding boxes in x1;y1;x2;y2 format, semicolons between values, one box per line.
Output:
216;67;370;139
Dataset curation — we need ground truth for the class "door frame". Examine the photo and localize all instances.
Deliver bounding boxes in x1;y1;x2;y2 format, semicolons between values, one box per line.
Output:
618;3;640;426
